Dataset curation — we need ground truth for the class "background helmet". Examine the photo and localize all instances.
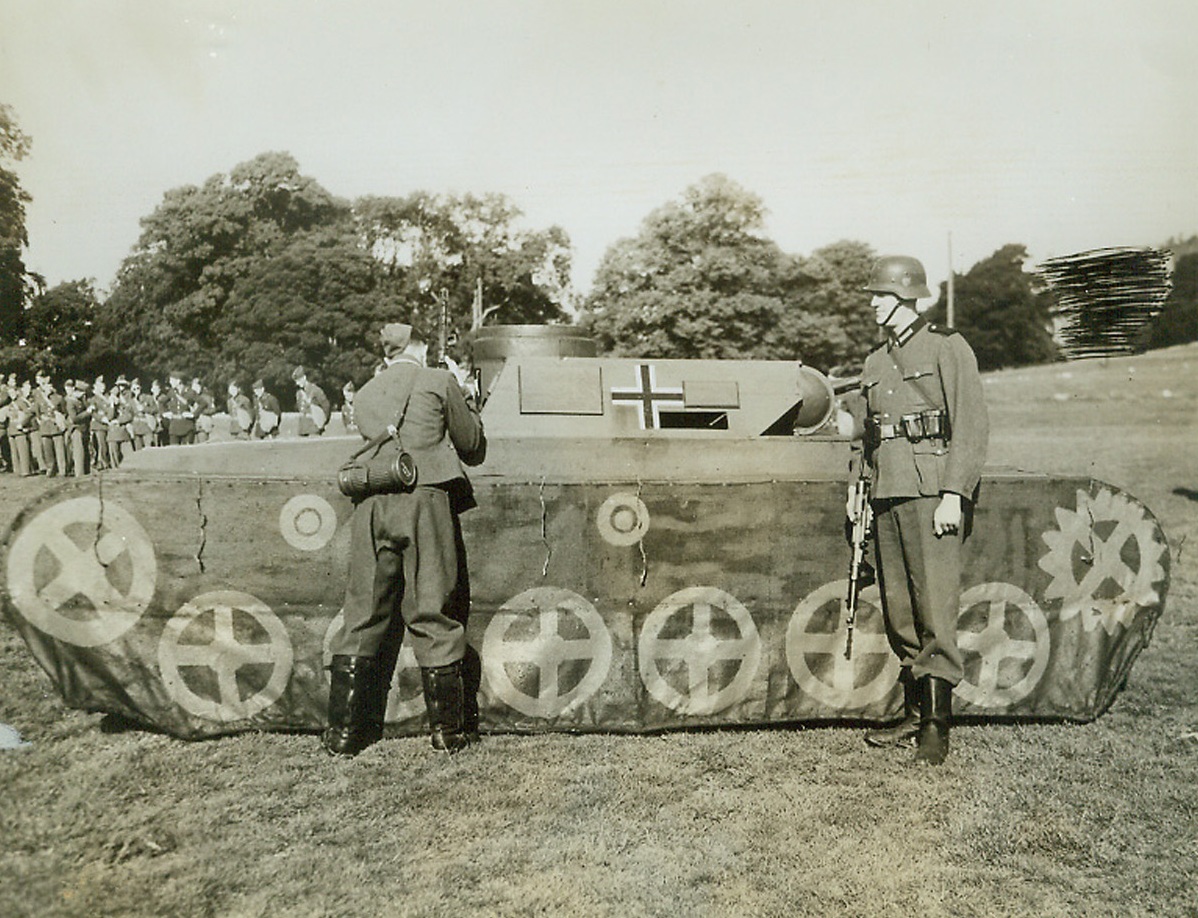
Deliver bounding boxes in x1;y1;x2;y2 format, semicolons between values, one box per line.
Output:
863;255;932;300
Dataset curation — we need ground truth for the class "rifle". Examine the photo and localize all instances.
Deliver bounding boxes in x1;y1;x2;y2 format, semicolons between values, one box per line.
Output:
844;476;875;659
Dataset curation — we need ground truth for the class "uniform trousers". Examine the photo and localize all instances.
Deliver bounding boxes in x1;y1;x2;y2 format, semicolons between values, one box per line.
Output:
40;432;67;475
69;429;89;476
872;495;966;685
8;433;32;476
333;486;470;669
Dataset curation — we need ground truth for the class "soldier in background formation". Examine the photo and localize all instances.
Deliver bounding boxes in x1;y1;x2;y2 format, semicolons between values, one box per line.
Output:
0;367;353;475
292;365;330;437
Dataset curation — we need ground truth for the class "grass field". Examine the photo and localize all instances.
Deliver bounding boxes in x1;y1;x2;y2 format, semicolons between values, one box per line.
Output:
2;345;1196;918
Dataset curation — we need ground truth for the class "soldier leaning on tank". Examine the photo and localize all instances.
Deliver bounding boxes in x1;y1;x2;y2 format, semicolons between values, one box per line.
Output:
292;365;330;437
251;379;280;439
323;321;486;758
848;255;989;766
65;380;93;476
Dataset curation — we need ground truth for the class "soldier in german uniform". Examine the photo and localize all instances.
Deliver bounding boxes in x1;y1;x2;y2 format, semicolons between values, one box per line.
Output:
227;381;254;439
293;366;330;437
0;377;11;473
129;379;156;451
7;380;35;477
850;255;988;765
65;380;93;476
33;374;68;476
340;380;357;434
88;378;111;470
251;379;281;439
162;372;197;445
323;322;486;757
107;377;135;467
191;378;217;443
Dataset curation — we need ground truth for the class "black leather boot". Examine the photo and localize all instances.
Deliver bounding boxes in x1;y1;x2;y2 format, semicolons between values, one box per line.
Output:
420;661;472;754
461;646;483;745
864;674;920;748
322;655;383;757
914;676;952;765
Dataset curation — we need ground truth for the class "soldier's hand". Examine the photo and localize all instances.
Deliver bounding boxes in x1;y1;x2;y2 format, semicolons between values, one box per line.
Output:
933;492;963;537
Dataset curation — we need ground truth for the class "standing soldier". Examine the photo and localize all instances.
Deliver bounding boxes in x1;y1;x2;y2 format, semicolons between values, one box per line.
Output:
340;380;358;434
191;377;217;443
8;380;35;477
851;255;988;766
147;379;167;446
162;372;197;445
106;377;134;467
323;322;486;757
65;380;93;476
128;379;154;451
34;374;68;477
292;365;330;437
0;377;11;473
251;379;281;439
227;381;254;440
89;377;112;471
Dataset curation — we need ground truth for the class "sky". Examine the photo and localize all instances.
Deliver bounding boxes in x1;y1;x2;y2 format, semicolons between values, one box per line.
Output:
1;0;1196;303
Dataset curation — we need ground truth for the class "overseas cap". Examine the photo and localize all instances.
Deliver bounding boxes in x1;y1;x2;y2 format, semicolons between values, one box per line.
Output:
380;322;412;356
291;366;306;382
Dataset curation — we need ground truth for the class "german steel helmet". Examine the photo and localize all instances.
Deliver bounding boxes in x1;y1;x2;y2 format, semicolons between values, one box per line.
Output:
863;255;932;299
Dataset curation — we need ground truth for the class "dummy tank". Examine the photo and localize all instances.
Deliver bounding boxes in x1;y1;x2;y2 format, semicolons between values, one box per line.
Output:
0;325;1170;737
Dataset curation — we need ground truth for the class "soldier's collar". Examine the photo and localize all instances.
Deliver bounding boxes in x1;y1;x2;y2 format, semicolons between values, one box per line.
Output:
888;315;927;348
386;354;424;367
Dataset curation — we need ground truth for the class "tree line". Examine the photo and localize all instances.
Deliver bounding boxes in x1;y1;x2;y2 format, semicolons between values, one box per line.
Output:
2;105;1195;402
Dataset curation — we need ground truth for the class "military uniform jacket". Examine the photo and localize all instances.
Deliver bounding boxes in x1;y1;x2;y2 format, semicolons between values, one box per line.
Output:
161;387;196;436
34;388;66;435
854;318;988;501
354;357;486;507
297;382;330;432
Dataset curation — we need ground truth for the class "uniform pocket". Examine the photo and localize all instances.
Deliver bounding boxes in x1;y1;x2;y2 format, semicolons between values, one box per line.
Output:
911;441;947;496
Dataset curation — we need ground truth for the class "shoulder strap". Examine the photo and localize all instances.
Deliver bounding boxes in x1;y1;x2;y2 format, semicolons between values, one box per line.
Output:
348;366;420;461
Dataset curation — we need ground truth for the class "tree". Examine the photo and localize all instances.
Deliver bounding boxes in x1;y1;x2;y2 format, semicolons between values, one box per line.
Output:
925;244;1058;371
578;174;869;371
90;152;351;385
0;103;36;344
580;174;800;359
786;239;878;371
90;154;574;401
354;191;572;349
1145;252;1198;349
21;279;100;379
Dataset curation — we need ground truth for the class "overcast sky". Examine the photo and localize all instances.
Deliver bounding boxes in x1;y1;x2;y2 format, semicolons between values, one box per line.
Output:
2;0;1195;302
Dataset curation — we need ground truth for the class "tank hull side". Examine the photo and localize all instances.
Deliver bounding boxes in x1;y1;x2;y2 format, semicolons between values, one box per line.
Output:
0;473;1169;737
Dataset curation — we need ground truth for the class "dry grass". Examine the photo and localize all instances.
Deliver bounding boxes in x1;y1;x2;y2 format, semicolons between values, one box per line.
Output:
2;344;1197;917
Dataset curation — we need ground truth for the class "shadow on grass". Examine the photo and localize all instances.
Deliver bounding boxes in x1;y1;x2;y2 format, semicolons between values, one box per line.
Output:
1172;486;1198;502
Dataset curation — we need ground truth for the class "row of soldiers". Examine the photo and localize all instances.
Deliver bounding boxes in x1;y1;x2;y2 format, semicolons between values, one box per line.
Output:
0;366;352;478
